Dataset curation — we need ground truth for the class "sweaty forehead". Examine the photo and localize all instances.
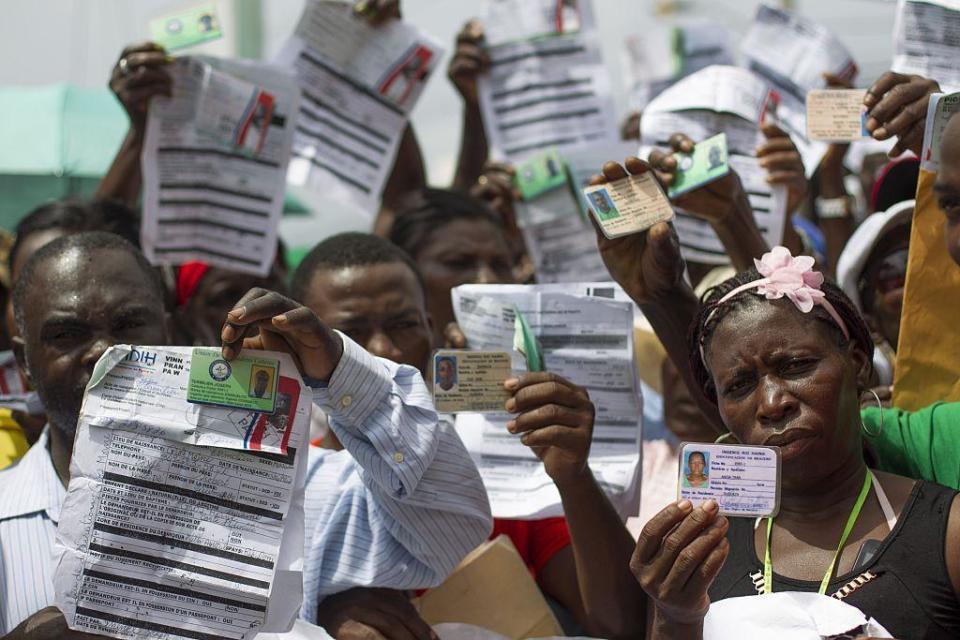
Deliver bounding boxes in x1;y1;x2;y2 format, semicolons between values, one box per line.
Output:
419;218;507;256
25;247;162;319
704;299;837;370
304;262;425;316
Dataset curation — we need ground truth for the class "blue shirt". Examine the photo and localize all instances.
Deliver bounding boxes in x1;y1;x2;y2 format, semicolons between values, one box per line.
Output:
0;334;492;632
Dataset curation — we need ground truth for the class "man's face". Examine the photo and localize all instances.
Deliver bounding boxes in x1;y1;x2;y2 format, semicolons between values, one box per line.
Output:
254;371;269;397
15;248;168;438
437;359;455;390
413;218;514;342
935;115;960;266
862;224;910;348
301;262;434;374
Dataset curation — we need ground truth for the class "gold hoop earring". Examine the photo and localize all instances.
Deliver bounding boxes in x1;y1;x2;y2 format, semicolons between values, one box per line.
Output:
861;388;885;437
714;432;739;444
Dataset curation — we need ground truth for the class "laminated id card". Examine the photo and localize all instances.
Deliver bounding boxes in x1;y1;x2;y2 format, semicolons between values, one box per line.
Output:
806;89;869;142
433;350;512;413
677;442;781;518
583;172;674;239
668;132;730;198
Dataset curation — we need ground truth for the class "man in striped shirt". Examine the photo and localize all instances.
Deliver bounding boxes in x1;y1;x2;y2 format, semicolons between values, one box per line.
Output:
0;232;491;638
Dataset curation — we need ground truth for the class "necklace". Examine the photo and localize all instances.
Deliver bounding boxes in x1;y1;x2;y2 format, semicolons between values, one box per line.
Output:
763;471;873;595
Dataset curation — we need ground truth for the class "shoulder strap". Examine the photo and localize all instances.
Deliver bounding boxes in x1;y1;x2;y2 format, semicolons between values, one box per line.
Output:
869;470;897;532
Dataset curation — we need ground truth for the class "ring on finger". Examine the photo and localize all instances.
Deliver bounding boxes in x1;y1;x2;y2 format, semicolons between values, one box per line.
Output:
119;57;132;77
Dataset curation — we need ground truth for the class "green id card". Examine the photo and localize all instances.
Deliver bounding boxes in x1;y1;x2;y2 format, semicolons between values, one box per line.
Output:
149;4;223;52
668;132;730;198
187;348;278;413
514;149;568;201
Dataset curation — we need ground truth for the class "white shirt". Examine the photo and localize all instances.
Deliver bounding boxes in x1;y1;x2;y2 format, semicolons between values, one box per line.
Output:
0;335;492;633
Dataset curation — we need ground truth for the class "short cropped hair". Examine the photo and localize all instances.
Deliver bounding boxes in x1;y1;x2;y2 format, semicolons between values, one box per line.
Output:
290;232;425;301
9;198;141;275
388;188;504;258
13;231;162;338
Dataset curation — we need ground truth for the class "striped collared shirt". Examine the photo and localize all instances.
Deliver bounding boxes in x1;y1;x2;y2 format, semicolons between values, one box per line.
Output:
0;429;65;633
0;335;491;633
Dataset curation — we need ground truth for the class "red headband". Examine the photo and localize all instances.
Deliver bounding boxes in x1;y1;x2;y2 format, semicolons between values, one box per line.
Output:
176;261;210;307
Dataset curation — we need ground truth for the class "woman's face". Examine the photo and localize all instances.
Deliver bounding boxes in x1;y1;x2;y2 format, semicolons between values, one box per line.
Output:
704;300;870;491
413;218;515;339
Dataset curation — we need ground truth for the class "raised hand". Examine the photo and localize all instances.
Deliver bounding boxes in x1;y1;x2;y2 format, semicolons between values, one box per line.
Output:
505;372;594;487
757;123;808;215
109;42;173;133
588;157;685;304
221;289;344;381
864;71;941;157
649;133;752;225
448;20;489;105
631;500;730;628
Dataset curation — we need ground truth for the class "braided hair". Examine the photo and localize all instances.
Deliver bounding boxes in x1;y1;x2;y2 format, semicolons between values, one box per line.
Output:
688;267;875;404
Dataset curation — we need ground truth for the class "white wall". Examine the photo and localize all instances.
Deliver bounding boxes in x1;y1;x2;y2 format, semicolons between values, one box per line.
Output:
0;0;900;186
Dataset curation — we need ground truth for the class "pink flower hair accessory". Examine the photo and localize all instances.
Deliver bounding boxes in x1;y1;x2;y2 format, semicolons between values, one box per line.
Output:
702;247;849;358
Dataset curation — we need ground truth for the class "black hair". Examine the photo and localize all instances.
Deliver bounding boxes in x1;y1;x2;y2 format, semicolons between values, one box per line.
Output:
688;267;874;403
290;232;425;301
388;188;505;258
13;231;163;338
9;198;141;276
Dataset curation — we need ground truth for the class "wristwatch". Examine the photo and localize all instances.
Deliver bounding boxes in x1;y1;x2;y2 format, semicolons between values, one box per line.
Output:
815;196;851;219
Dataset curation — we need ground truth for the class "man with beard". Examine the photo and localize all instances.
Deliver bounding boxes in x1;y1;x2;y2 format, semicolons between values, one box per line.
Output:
0;232;490;638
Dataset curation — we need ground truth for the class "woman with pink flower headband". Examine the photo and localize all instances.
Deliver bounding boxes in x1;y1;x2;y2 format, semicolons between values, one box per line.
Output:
589;158;960;639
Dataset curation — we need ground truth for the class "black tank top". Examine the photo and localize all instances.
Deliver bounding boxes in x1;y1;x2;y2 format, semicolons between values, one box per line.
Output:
709;480;960;639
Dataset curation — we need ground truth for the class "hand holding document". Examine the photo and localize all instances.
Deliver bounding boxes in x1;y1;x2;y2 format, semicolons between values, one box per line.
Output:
451;283;642;519
641;72;788;264
806;89;869;142
276;0;443;209
55;346;310;639
583;173;675;239
141;56;299;276
477;0;619;160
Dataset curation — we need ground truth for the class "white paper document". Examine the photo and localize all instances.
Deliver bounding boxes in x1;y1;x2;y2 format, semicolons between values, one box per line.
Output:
276;0;443;208
451;283;642;519
642;87;788;265
141;57;299;276
741;4;854;174
478;0;618;161
483;0;583;47
55;346;310;640
893;0;960;93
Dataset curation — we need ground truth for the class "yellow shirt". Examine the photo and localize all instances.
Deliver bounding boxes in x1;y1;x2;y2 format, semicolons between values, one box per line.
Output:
0;409;28;469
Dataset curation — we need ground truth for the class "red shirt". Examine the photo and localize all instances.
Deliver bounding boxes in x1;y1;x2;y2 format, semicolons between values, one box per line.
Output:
491;517;572;579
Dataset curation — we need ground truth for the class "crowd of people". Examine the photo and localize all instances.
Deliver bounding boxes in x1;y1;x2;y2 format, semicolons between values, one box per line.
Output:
2;1;960;639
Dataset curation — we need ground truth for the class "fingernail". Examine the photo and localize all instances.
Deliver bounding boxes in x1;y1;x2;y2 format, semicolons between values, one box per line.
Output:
228;307;245;321
702;499;718;513
273;314;288;325
506;420;517;433
221;325;235;341
874;127;888;138
505;398;517;412
677;499;692;511
504;378;519;390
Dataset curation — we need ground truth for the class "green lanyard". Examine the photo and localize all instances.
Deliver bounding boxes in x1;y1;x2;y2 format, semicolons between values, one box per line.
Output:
763;471;873;595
